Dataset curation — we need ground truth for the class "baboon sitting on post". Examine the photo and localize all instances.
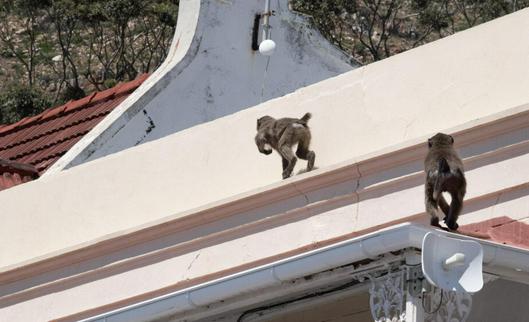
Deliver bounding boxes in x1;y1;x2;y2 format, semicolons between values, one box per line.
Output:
255;113;316;179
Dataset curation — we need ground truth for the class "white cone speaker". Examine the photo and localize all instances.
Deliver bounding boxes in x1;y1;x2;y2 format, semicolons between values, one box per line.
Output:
422;232;484;293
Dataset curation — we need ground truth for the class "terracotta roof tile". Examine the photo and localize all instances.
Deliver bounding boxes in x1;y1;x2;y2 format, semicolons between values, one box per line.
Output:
460;216;529;250
64;92;96;113
0;74;148;184
33;158;55;172
41;104;68;121
0;159;39;191
0;122;19;134
17;116;32;127
117;73;149;94
91;86;119;105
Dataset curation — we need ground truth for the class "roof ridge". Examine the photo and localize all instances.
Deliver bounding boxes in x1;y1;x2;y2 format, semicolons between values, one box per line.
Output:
0;158;39;176
0;74;149;137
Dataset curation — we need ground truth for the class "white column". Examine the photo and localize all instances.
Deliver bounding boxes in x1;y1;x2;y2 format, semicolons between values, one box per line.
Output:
404;251;424;322
405;292;424;322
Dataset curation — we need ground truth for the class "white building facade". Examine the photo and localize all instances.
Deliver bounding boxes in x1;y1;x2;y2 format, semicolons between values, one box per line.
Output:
2;2;529;322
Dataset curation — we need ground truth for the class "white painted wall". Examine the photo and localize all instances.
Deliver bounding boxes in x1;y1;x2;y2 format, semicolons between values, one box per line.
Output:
46;0;354;173
2;141;529;322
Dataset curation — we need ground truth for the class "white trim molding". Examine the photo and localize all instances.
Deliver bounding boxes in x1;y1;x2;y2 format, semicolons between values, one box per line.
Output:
73;223;529;322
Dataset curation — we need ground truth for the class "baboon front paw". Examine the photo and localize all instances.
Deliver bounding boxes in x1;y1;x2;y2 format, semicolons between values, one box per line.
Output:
307;152;315;171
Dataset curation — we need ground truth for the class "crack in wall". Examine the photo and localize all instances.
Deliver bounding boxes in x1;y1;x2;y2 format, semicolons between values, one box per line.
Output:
359;67;368;112
490;192;503;217
134;110;157;146
292;182;310;205
352;163;362;232
187;252;201;271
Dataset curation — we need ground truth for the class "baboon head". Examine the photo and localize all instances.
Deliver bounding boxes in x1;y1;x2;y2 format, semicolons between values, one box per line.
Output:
255;116;274;155
257;115;274;130
428;132;454;148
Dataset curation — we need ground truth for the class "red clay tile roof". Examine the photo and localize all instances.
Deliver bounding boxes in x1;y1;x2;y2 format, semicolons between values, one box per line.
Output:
460;216;529;250
0;158;39;191
0;74;149;178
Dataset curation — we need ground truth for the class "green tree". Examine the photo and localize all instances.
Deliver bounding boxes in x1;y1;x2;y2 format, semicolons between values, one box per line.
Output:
0;0;178;122
0;83;51;124
293;0;529;65
80;0;178;90
47;0;85;101
0;0;52;88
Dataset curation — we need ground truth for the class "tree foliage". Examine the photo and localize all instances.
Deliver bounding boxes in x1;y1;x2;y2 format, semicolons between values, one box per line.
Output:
1;0;528;123
0;0;178;123
292;0;529;65
0;83;51;124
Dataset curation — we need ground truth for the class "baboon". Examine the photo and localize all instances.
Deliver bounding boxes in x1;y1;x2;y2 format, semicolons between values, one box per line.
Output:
255;113;316;179
424;133;466;231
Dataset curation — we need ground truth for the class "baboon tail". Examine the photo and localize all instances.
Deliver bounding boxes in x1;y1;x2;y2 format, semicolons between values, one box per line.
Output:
438;157;450;174
301;113;312;123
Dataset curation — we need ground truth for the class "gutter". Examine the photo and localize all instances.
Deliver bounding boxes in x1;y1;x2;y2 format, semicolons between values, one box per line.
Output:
80;223;529;322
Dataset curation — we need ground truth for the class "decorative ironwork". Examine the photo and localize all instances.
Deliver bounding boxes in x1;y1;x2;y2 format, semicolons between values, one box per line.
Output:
365;259;484;322
368;272;406;322
423;287;472;322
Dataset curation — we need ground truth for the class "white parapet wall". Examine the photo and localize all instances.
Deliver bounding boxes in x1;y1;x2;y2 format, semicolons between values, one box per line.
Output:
45;0;355;174
3;8;529;322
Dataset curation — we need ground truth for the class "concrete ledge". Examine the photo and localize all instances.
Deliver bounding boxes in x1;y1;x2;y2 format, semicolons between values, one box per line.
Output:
1;102;529;285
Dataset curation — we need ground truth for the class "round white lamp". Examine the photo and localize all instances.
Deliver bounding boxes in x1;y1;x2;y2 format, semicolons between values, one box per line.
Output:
259;39;276;56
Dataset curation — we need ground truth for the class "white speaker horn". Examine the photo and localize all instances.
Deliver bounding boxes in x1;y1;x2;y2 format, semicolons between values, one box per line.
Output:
422;232;484;293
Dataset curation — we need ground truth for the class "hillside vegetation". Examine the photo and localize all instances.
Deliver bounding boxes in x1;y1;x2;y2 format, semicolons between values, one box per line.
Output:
1;0;527;124
292;0;528;65
0;0;178;124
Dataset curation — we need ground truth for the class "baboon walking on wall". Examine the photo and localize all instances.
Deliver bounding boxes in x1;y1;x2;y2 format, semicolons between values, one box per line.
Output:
255;113;316;179
424;133;466;231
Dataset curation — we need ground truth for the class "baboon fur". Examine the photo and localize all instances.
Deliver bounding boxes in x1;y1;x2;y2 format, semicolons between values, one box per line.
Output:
255;113;316;179
424;133;466;231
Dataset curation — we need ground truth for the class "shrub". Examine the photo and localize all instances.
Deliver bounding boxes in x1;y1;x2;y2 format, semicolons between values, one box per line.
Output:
0;84;51;124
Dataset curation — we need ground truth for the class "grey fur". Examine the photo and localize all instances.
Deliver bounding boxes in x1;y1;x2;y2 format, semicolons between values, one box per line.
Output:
255;113;316;179
424;133;466;231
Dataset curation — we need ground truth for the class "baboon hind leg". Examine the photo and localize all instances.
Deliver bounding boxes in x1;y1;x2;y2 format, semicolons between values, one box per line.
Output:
278;128;298;179
438;194;450;219
279;145;297;179
282;157;289;171
296;136;315;172
425;182;441;228
445;191;463;231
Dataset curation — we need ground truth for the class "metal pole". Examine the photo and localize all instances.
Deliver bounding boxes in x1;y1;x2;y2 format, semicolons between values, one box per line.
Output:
263;0;271;40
